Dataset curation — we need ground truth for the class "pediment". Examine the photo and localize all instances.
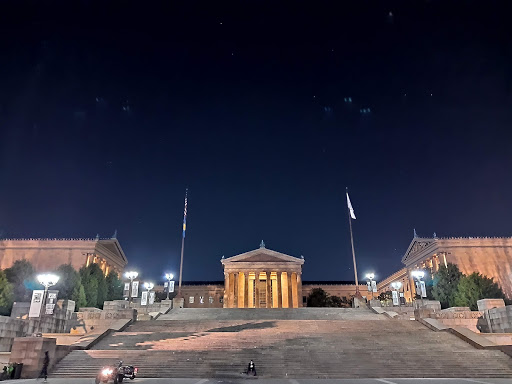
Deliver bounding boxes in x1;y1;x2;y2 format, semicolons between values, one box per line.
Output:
222;248;304;265
401;237;435;264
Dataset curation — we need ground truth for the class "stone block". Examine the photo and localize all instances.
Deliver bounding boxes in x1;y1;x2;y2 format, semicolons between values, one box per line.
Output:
369;299;381;307
477;298;505;311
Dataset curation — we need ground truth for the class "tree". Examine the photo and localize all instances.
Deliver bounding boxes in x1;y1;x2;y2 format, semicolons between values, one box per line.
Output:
4;260;35;302
72;283;87;310
307;288;330;307
431;263;463;309
454;272;505;310
79;263;109;308
54;264;82;300
378;290;393;305
105;271;123;301
0;270;14;315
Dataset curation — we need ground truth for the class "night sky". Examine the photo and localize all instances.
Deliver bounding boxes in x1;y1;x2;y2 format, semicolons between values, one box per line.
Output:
1;2;511;284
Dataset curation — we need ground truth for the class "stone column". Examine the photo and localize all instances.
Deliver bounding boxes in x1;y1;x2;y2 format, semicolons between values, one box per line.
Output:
291;272;298;308
238;272;245;308
281;272;289;308
277;272;282;308
265;272;272;308
272;274;279;308
255;271;260;308
229;272;236;308
297;273;303;307
408;268;415;304
223;273;229;308
245;272;250;308
248;273;254;308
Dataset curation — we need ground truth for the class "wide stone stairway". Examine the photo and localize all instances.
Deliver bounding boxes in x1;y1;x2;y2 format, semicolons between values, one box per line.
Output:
52;308;512;378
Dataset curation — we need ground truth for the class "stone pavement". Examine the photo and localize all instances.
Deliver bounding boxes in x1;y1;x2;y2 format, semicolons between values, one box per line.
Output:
13;378;512;384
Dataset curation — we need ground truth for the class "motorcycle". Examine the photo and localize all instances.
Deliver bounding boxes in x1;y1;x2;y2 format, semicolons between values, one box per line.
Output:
95;365;123;384
119;363;138;380
95;361;137;383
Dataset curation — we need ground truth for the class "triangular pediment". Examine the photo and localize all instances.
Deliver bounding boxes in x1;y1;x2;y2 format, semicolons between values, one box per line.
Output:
401;237;435;264
222;247;304;265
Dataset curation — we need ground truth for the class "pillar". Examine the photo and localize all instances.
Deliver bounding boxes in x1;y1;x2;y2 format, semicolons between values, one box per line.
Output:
255;271;260;308
271;273;278;308
291;272;298;308
408;268;416;303
266;272;271;308
281;272;289;308
223;273;229;308
277;272;282;308
248;273;254;308
297;273;302;307
238;272;245;308
229;272;236;308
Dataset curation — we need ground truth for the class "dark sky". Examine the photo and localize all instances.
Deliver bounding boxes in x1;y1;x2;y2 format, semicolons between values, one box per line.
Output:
1;1;511;284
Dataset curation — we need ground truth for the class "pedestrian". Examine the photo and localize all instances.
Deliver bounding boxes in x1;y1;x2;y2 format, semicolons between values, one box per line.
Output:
38;351;50;382
246;360;257;376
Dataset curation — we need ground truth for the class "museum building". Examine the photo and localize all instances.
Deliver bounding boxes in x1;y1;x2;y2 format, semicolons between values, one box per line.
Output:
0;235;128;276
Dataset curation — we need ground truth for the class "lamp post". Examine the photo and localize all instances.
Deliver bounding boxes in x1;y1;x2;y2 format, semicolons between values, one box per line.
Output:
144;282;154;292
36;273;60;333
164;273;174;300
125;271;138;304
391;281;402;307
411;270;425;308
365;273;375;300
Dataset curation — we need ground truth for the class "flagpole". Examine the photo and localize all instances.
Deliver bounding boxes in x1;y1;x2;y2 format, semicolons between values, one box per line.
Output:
178;188;188;296
346;188;360;295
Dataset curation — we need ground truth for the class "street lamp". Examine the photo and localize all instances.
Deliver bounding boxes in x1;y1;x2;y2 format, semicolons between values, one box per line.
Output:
365;273;375;300
164;273;174;300
36;273;60;333
391;281;402;307
144;282;154;291
411;270;425;307
125;271;138;304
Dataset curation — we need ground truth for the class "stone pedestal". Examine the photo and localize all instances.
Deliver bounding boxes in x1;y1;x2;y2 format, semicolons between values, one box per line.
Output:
9;337;57;378
369;299;381;308
352;296;365;308
477;299;505;311
173;297;184;309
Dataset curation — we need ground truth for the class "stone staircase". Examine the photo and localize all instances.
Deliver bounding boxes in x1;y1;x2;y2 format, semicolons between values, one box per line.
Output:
52;308;512;378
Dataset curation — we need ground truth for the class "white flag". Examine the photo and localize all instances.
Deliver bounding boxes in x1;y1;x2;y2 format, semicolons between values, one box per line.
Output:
346;192;356;219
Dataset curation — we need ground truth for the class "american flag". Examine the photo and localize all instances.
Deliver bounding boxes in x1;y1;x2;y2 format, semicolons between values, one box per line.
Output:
182;189;188;238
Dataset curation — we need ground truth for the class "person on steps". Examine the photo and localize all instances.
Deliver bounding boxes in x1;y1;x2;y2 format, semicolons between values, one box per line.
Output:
246;360;257;376
38;351;50;382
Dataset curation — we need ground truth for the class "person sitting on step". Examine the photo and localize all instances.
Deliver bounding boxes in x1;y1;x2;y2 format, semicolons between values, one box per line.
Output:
246;360;257;376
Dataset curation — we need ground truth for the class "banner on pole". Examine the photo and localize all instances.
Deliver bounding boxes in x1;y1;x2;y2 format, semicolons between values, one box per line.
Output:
149;291;155;305
131;281;139;298
123;283;130;297
141;291;148;306
366;282;371;292
45;290;58;315
168;281;175;293
392;290;399;306
420;281;427;298
29;290;44;318
371;280;377;293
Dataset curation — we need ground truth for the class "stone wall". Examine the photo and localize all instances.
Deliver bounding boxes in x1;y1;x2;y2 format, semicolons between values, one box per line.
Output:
66;306;136;333
482;305;512;333
0;316;25;352
0;300;75;352
9;337;70;379
416;305;483;333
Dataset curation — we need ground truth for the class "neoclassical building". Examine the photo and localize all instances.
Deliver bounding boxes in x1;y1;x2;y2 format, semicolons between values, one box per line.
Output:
173;242;366;308
0;235;128;276
221;242;304;308
378;233;512;299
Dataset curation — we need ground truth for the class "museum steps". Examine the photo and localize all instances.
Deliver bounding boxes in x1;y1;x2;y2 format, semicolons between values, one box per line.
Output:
51;309;512;379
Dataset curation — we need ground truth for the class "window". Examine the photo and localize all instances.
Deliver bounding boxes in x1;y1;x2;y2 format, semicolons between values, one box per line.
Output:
219;297;223;303
199;296;204;304
209;296;214;304
189;296;194;304
303;296;307;305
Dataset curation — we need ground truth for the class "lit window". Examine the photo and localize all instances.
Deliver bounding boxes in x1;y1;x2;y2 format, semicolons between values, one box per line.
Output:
209;296;214;304
200;296;204;304
189;296;194;304
219;297;223;303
